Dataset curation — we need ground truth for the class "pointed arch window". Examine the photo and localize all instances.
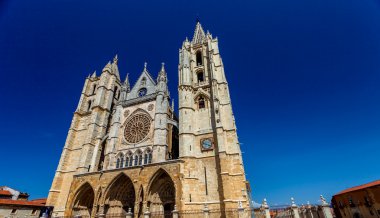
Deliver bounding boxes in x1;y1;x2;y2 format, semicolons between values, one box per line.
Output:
125;152;132;167
87;100;92;112
134;150;142;166
197;71;204;83
144;149;152;164
138;152;143;166
134;154;138;166
116;153;124;168
125;156;130;167
116;157;120;169
120;156;124;168
196;50;203;66
92;84;97;95
148;151;152;164
114;86;119;100
198;96;206;109
129;154;133;166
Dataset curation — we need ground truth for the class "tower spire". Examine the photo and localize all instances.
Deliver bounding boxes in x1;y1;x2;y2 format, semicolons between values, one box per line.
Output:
192;21;206;44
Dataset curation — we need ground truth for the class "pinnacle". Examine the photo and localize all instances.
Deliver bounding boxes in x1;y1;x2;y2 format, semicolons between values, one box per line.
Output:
91;71;96;78
124;73;130;91
113;54;118;64
161;62;165;72
124;73;129;84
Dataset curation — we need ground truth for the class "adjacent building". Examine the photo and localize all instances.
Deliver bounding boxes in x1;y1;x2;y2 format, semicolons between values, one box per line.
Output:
332;180;380;218
0;186;46;218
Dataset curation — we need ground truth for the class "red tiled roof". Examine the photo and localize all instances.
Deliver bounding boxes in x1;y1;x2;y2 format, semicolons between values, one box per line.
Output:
30;198;47;205
0;198;46;207
0;190;12;196
335;180;380;196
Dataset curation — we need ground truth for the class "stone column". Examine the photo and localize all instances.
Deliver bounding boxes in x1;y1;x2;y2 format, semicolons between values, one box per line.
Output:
260;198;271;218
291;197;300;218
307;201;314;218
300;204;306;218
237;201;245;218
125;208;133;218
144;206;151;218
172;205;179;218
320;195;333;218
203;204;210;218
95;204;105;218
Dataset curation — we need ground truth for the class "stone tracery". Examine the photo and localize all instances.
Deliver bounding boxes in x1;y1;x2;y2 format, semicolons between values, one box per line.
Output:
124;113;151;144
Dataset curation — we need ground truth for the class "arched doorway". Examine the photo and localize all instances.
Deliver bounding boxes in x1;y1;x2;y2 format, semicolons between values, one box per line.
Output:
71;183;95;217
148;169;175;218
104;174;135;216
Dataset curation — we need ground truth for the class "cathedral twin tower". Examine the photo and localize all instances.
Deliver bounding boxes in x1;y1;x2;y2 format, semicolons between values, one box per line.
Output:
47;22;250;217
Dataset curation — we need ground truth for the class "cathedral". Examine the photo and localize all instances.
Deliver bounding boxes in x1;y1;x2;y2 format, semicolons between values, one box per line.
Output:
46;22;250;217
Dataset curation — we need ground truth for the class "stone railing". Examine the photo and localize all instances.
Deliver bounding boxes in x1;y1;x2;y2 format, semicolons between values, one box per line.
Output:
121;93;157;107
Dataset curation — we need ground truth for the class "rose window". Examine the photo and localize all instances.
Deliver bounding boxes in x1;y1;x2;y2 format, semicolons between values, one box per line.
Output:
124;114;151;143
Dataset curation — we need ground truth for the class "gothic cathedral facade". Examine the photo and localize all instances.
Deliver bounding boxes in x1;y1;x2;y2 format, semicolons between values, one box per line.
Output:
47;22;250;217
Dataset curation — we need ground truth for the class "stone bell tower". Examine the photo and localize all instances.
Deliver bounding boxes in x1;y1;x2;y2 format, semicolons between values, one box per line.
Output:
178;22;250;210
46;56;122;215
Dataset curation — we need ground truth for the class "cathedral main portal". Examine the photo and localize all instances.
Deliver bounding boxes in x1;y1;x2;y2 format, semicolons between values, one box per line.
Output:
66;163;180;218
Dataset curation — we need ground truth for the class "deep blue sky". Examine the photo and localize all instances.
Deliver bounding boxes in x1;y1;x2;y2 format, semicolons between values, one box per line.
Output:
1;0;380;206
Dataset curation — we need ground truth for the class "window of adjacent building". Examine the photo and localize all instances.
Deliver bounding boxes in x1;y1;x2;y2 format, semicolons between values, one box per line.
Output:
196;51;202;66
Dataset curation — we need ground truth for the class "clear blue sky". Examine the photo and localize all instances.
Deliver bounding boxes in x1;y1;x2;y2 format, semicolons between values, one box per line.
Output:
0;0;379;206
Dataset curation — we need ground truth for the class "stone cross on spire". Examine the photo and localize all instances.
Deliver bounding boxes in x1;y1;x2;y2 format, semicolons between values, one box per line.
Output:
144;62;148;71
